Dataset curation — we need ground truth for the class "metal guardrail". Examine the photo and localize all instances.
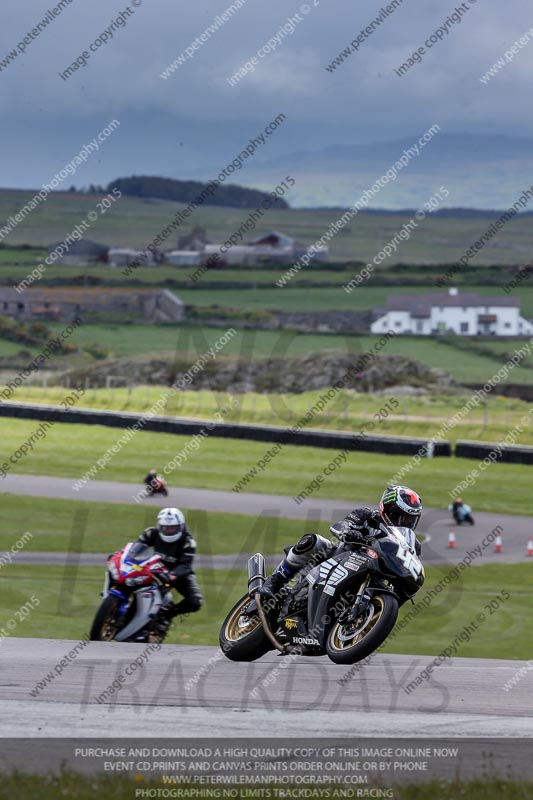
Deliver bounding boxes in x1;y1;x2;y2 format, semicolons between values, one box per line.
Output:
455;439;533;465
0;400;452;457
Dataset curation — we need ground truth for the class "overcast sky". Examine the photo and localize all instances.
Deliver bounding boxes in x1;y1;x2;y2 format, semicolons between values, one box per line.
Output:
1;0;531;196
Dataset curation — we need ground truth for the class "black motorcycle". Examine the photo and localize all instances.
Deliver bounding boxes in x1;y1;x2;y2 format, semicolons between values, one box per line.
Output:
220;524;425;665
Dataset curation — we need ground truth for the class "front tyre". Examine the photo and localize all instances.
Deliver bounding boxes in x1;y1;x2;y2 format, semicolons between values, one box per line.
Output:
219;594;272;662
90;595;123;641
326;593;398;665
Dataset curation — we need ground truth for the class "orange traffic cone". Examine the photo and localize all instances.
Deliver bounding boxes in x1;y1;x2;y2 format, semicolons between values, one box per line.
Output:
494;535;503;554
527;540;533;557
447;530;456;549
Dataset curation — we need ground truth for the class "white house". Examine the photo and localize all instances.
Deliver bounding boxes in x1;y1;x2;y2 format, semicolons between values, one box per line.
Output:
371;289;533;337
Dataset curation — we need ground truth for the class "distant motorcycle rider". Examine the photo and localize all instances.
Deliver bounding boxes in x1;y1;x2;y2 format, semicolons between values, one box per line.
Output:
259;485;423;603
144;468;158;488
448;497;474;526
138;507;203;618
144;468;168;496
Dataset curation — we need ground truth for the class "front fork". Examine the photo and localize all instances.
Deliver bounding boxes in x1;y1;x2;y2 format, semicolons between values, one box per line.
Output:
101;571;110;598
339;576;372;625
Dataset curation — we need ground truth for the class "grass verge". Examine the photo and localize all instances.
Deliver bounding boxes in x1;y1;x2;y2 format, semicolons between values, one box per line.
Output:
0;775;531;799
0;494;307;556
12;386;533;445
0;563;531;657
2;418;533;516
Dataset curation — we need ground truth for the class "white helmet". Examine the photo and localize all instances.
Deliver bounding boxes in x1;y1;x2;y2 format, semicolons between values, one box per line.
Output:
157;507;185;542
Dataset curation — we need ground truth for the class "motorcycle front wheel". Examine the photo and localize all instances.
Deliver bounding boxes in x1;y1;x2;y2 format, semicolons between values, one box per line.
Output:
90;595;123;641
326;593;398;665
219;593;272;661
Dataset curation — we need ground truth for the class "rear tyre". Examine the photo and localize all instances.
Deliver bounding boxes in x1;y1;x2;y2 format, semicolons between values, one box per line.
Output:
219;593;272;662
326;593;398;665
90;595;123;641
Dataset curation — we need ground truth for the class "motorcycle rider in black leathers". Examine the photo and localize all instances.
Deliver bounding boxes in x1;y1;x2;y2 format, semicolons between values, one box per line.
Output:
259;485;423;603
138;507;203;618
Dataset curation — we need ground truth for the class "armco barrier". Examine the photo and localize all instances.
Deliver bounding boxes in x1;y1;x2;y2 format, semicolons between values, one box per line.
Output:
0;401;451;457
455;439;533;465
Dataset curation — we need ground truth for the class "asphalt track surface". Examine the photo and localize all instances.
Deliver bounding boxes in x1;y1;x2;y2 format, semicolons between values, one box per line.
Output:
2;638;532;738
1;474;532;739
1;473;532;566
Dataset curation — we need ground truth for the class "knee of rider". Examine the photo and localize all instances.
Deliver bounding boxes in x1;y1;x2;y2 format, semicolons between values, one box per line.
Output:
286;534;320;569
292;533;318;555
190;594;203;611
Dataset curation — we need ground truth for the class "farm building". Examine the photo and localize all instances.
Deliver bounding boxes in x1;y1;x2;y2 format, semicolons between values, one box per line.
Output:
47;238;109;266
371;288;533;337
0;287;185;323
108;248;156;268
166;227;329;266
249;231;329;263
166;251;202;266
177;226;211;251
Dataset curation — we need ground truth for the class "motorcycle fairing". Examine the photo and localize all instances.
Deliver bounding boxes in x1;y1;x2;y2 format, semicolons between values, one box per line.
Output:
114;585;165;642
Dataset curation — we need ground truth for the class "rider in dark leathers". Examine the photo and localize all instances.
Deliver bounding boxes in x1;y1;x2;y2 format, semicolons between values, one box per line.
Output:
259;485;423;602
138;507;203;617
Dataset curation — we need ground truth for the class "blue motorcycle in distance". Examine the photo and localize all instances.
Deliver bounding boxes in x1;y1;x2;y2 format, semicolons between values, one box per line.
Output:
449;502;475;526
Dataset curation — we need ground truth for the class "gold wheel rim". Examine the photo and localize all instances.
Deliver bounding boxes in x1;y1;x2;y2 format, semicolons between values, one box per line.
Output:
224;596;261;642
329;596;385;652
100;614;119;641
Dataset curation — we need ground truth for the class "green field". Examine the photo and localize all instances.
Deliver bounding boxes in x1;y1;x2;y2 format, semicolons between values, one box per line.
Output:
15;385;533;444
3;188;533;264
174;284;533;318
0;495;305;556
0;562;530;657
18;323;533;385
0;262;361;287
1;417;533;515
2;775;530;800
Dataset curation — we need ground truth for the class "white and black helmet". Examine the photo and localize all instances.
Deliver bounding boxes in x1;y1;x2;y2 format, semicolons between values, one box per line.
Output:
157;507;185;542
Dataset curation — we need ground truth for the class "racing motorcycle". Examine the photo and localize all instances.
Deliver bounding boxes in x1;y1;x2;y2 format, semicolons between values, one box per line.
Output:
90;542;174;643
219;525;425;665
145;476;168;497
451;503;475;526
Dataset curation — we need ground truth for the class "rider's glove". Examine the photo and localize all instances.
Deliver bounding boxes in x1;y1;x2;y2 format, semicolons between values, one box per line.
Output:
341;526;367;544
157;569;174;586
346;508;379;529
340;508;381;543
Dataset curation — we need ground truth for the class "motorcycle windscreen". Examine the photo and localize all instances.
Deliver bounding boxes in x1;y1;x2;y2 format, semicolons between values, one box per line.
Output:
126;542;155;563
384;525;417;551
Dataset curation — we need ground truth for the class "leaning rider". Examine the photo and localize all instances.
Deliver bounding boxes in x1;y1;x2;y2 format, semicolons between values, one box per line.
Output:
144;468;159;492
138;507;203;618
259;485;423;603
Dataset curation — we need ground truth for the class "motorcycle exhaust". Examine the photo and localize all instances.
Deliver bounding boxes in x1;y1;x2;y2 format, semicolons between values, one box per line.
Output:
247;553;266;596
248;553;288;655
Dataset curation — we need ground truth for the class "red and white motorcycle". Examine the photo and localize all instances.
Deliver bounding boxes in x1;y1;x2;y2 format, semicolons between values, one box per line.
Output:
90;542;173;643
145;476;169;497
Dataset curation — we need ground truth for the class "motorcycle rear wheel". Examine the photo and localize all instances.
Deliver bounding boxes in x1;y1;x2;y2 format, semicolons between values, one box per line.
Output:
326;593;398;664
219;593;272;661
90;595;123;641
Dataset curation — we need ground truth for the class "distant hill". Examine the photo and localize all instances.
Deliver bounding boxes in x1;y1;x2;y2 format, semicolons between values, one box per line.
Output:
107;175;288;210
191;133;533;210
